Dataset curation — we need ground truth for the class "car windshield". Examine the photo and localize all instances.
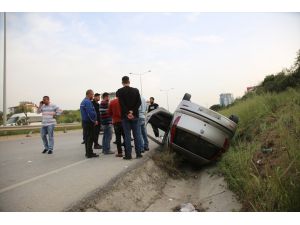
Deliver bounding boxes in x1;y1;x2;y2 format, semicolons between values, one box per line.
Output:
7;117;18;124
174;128;220;160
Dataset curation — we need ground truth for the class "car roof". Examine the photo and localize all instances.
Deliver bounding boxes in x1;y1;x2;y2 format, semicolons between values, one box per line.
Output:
10;113;41;117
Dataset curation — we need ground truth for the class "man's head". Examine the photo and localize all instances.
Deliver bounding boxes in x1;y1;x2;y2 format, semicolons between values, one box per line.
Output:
43;96;50;105
150;97;154;104
94;93;100;102
122;76;130;86
86;89;94;100
102;92;109;101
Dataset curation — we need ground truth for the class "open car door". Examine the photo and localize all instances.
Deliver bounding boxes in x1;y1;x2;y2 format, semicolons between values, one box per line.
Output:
146;107;173;132
146;107;173;145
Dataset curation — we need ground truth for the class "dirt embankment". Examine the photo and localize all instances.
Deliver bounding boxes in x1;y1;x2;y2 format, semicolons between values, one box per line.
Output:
69;155;241;212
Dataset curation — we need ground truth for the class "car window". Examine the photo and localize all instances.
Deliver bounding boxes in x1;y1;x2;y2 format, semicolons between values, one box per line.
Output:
28;117;42;123
174;128;220;160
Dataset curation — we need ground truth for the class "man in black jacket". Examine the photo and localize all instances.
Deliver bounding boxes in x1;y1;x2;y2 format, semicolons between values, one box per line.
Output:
92;93;102;149
116;76;143;160
148;97;159;137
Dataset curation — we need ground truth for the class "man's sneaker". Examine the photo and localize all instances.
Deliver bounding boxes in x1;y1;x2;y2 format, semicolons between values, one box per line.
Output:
115;153;123;157
144;147;150;151
113;141;117;144
81;141;85;144
86;155;98;158
123;156;132;160
48;150;53;154
86;153;99;158
94;144;102;149
104;151;114;155
136;154;143;159
42;149;48;154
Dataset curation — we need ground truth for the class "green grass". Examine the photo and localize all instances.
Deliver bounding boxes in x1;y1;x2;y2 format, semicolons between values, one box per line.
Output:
57;110;81;123
0;125;82;136
151;146;187;178
218;88;300;211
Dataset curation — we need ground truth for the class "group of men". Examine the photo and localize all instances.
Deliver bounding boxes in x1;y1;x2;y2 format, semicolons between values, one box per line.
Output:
80;76;159;159
36;76;159;159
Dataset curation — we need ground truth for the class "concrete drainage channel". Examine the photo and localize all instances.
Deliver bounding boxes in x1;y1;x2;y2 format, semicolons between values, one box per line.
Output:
67;148;242;212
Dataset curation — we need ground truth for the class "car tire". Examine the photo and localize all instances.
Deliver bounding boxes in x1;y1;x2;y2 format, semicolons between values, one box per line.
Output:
182;93;191;101
229;114;239;124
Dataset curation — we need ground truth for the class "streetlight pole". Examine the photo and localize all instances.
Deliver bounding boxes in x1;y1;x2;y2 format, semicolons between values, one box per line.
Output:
129;70;151;96
3;12;7;126
160;88;174;111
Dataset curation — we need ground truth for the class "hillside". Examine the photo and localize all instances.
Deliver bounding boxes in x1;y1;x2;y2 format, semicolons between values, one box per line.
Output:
218;88;300;211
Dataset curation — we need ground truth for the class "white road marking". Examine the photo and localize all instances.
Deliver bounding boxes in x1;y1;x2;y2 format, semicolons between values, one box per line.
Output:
0;159;89;194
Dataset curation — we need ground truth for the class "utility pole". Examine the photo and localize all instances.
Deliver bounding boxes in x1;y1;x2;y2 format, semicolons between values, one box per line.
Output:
160;88;174;111
129;70;151;96
3;12;7;126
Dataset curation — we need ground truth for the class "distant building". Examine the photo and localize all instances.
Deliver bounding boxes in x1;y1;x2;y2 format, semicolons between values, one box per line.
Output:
8;101;38;114
219;93;234;107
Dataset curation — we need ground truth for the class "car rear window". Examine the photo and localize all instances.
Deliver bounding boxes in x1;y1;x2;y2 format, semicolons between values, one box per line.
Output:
173;128;221;160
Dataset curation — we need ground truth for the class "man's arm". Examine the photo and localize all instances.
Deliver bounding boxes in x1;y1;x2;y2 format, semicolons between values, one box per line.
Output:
118;90;129;115
86;101;97;123
132;89;141;114
54;105;63;116
37;102;43;114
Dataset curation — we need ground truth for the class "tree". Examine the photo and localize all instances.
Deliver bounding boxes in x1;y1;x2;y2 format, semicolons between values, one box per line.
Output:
291;49;300;73
14;102;36;125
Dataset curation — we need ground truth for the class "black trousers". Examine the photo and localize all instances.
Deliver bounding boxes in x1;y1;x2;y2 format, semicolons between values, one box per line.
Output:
113;122;125;154
82;121;95;156
82;122;87;141
93;124;101;145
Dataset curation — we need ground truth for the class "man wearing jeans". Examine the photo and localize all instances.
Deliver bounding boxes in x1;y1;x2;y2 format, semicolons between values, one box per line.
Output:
116;76;142;160
138;96;149;153
37;96;62;154
100;92;114;154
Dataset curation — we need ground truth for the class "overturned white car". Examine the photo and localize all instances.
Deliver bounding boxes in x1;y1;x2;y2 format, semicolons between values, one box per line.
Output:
146;93;239;164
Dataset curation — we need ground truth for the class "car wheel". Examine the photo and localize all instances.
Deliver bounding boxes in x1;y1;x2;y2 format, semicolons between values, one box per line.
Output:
182;93;191;101
229;114;239;124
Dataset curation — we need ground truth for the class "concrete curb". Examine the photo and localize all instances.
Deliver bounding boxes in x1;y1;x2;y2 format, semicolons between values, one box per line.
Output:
65;146;161;212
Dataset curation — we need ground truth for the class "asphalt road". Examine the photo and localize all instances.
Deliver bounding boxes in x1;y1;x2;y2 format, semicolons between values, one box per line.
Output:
0;129;159;212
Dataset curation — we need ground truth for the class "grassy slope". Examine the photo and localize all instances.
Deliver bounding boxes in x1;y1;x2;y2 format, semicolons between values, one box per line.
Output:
218;88;300;211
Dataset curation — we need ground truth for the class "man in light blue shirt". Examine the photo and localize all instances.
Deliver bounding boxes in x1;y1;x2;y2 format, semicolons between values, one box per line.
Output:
138;96;149;152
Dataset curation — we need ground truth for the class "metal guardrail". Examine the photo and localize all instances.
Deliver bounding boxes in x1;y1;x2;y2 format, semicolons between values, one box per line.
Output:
0;123;81;132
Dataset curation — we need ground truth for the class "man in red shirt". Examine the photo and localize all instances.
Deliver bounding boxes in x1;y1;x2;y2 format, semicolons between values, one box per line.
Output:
108;96;125;157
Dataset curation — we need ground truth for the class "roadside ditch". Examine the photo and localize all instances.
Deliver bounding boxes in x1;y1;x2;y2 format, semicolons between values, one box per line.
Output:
67;148;241;212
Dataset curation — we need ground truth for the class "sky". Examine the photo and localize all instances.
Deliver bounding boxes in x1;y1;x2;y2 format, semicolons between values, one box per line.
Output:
0;12;299;112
